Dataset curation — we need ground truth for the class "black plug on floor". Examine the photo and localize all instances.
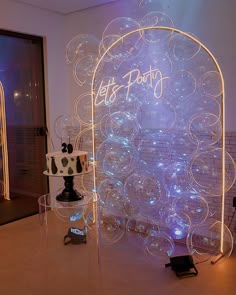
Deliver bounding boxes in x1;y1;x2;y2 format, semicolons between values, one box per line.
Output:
233;197;236;208
165;255;198;278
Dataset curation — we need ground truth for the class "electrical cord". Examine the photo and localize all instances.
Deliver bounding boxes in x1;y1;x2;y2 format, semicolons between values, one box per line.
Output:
194;256;211;265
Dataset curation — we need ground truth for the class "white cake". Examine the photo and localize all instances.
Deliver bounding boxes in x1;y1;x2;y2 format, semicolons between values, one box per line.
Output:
46;150;89;176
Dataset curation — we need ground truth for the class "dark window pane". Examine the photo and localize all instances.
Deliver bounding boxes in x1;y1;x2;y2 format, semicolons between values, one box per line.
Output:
0;30;48;224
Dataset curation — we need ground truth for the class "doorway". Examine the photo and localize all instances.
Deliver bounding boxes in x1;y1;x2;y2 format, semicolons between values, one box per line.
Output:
0;29;48;224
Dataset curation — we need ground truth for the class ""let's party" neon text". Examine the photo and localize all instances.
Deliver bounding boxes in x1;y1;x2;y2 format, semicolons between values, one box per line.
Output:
94;65;169;106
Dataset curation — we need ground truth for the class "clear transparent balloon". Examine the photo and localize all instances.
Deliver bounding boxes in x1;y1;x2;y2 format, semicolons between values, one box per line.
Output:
96;137;137;177
140;12;174;44
99;208;126;245
137;133;171;173
163;212;191;240
170;130;197;162
124;173;161;216
167;70;196;104
97;177;124;215
74;127;104;162
109;91;142;118
137;99;176;132
168;32;201;61
126;214;160;249
184;49;218;80
105;111;140;139
188;113;222;145
186;219;234;262
142;45;172;76
101;17;142;61
144;231;175;261
191;148;236;196
179;94;221;124
66;34;99;64
102;17;140;44
173;194;209;226
75;92;93;126
200;71;223;97
164;162;193;198
54;114;81;139
73;54;98;86
135;0;164;20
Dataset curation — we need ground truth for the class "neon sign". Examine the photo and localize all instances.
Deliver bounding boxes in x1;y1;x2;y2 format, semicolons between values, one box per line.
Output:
94;65;168;106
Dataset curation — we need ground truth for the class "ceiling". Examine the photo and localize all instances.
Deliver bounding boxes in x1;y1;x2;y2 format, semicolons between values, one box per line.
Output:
11;0;117;14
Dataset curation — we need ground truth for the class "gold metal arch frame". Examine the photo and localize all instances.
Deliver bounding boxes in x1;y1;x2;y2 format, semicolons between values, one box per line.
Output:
0;81;10;200
91;26;225;253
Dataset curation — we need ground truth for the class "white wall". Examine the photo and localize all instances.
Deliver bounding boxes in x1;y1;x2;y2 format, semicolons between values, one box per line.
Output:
65;0;236;131
0;0;68;192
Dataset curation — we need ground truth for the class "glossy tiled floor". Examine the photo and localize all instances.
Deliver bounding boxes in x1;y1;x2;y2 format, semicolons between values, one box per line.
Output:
0;213;235;295
0;195;38;225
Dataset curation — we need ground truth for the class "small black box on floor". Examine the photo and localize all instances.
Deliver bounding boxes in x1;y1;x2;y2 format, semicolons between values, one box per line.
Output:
165;255;198;278
64;227;87;245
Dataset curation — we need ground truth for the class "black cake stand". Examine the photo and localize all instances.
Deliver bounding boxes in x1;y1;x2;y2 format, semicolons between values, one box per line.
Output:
56;175;84;202
43;166;93;202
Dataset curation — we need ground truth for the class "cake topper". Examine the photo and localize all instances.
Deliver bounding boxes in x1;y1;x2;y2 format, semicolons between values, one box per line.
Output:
61;142;73;154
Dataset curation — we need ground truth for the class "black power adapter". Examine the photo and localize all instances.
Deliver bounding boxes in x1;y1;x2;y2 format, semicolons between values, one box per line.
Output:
165;255;198;278
233;197;236;208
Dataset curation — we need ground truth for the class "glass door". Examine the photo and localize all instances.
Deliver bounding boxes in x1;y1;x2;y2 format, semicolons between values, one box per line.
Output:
0;30;48;224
